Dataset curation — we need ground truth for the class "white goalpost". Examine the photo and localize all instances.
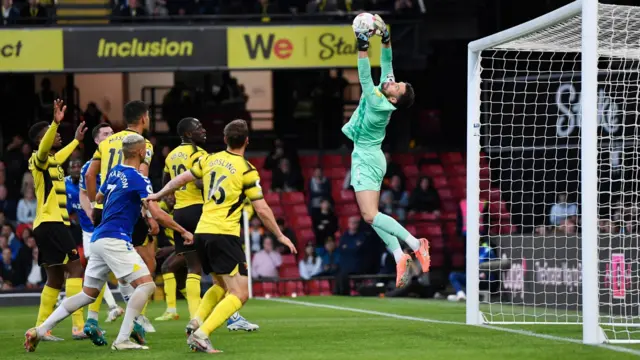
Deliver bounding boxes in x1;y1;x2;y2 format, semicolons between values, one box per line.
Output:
467;0;640;344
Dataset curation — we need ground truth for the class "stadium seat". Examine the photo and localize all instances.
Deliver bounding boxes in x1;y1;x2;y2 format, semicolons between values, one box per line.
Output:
444;221;458;240
259;170;272;181
339;216;350;230
452;253;465;268
271;206;284;218
393;153;415;166
262;282;278;296
332;179;345;191
292;215;313;228
280;266;300;279
336;203;359;217
322;155;344;168
407;212;438;223
338;190;355;203
403;165;419;178
325;167;347;179
441;152;463;164
405;224;417;235
287;204;308;216
431;253;445;268
319;280;332;295
432;176;448;188
282;192;305;204
302;167;315;181
406;177;418;191
418;152;439;161
422;164;444;176
252;282;264;297
282;254;296;266
307;280;321;295
429;236;444;250
442;201;458;214
300;155;319;167
284;281;304;296
447;164;466;176
247;157;265;169
438;189;454;200
264;192;280;205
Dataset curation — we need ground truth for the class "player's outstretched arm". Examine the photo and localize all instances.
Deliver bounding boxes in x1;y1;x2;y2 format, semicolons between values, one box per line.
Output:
374;14;394;83
148;170;196;201
36;100;66;163
79;189;93;220
53;121;86;165
145;200;193;244
252;198;297;254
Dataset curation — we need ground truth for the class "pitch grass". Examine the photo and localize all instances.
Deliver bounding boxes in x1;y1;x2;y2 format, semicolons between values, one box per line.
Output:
1;296;638;359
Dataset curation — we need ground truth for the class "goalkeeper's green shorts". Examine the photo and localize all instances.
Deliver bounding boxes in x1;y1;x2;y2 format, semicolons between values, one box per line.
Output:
350;148;386;192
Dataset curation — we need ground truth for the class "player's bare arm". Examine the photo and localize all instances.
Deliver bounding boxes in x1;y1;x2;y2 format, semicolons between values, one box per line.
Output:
79;189;93;220
95;191;104;204
138;162;150;177
53;122;86;165
148;170;196;201
144;200;193;244
35;99;66;162
86;160;101;202
252;198;297;254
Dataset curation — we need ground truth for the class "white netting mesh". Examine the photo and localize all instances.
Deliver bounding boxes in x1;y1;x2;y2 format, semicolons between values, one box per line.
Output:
475;2;640;343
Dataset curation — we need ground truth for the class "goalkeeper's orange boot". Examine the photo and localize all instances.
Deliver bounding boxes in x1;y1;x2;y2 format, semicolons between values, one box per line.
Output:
396;254;413;288
414;238;431;273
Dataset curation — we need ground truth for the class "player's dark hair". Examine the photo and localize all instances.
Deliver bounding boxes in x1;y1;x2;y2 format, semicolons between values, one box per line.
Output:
395;82;415;110
224;119;249;149
28;121;50;142
123;100;148;125
91;123;111;140
177;117;199;138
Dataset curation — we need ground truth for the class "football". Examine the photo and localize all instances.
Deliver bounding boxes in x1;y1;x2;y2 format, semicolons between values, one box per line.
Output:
352;12;377;38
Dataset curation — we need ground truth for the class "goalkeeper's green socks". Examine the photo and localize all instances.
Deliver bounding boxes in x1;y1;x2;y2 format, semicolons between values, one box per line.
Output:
372;212;421;251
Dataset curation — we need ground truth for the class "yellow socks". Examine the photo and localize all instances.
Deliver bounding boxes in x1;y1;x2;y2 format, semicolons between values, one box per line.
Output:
198;294;242;337
66;278;84;329
163;273;177;311
179;288;187;298
185;274;202;318
195;284;225;324
87;284;106;319
36;285;61;326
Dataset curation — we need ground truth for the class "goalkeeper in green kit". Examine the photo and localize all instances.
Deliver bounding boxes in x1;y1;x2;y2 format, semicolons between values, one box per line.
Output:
343;14;430;288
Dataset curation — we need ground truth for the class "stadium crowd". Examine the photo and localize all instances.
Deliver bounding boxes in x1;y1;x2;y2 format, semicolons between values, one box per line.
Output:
0;0;416;25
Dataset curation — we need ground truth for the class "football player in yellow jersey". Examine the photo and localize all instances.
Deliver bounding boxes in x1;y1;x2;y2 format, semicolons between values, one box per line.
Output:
27;100;89;341
85;100;159;332
159;117;207;321
149;119;296;353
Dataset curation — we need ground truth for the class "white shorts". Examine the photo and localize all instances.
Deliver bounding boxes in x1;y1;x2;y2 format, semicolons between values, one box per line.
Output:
85;238;150;286
82;231;93;259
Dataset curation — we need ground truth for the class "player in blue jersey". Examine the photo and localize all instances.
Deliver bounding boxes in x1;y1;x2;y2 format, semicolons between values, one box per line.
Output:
25;134;193;352
345;15;430;288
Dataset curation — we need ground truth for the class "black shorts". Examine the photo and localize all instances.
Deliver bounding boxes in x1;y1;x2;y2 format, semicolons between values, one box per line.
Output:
195;234;247;276
132;217;152;247
173;204;202;254
33;222;80;266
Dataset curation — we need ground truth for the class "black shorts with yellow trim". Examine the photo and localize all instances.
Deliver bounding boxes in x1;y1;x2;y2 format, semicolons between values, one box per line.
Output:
132;217;152;247
173;204;202;254
33;222;80;266
195;233;247;276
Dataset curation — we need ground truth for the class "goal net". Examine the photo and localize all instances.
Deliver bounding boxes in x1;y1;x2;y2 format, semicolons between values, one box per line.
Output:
467;0;640;344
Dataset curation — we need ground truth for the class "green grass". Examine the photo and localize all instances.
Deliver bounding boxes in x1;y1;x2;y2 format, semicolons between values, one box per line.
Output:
2;296;639;359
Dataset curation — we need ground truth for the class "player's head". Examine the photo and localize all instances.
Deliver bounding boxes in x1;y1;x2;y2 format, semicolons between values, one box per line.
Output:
91;123;113;145
123;100;150;132
177;117;206;145
122;133;147;165
223;119;249;151
29;121;62;148
68;158;82;182
381;81;415;109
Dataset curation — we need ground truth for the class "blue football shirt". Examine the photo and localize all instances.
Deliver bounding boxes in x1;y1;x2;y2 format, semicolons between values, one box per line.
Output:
65;176;94;232
91;164;153;244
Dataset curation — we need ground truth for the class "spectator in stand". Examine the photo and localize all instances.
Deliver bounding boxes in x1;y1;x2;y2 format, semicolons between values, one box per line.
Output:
19;0;48;25
382;151;405;190
17;186;36;224
447;239;497;302
166;0;195;16
318;237;340;276
408;176;441;216
309;167;332;210
271;158;303;192
27;247;45;288
264;138;301;175
0;212;5;227
298;243;323;280
21;169;34;196
252;236;282;279
16;235;38;283
549;193;578;226
1;0;19;25
35;78;57;122
275;218;297;254
0;248;15;289
339;216;367;275
380;175;409;221
249;216;265;253
82;102;109;158
312;199;338;247
3;135;29;198
19;226;33;242
111;0;148;22
1;224;21;261
394;0;413;13
0;185;15;219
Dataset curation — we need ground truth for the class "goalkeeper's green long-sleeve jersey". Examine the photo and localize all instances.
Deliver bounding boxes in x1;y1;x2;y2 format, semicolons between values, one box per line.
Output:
341;47;396;150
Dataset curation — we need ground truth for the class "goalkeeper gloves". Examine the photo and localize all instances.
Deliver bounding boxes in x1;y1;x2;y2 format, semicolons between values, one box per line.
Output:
355;31;370;51
374;14;390;44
